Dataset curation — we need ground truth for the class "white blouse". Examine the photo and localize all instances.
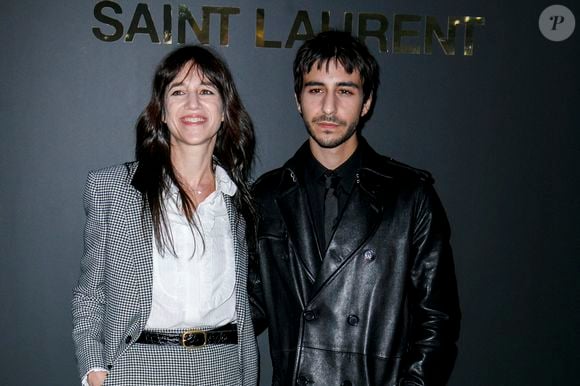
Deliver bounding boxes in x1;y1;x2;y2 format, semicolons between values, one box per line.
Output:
145;166;237;329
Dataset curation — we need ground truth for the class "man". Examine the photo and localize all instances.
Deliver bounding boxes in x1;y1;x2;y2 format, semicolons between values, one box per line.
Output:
250;30;460;386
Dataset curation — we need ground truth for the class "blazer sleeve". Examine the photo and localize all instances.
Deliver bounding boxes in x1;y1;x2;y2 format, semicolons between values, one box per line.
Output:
399;183;461;386
71;171;108;378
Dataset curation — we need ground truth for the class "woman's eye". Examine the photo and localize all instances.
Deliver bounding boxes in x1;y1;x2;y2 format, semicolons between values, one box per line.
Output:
170;89;185;96
200;89;215;95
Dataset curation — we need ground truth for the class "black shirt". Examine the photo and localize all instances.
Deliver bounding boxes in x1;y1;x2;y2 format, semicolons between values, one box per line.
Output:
302;145;362;253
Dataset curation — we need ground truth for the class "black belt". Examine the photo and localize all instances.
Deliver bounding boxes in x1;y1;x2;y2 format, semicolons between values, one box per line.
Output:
136;323;238;348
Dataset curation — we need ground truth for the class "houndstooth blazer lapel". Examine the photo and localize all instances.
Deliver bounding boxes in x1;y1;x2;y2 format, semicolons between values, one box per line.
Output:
127;164;154;329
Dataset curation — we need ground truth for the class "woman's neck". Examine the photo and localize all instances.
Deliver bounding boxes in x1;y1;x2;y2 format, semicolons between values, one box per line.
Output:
170;145;216;202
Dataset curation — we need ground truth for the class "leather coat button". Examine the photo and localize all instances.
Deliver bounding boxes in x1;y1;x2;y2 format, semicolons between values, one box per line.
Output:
347;314;359;326
107;364;112;370
363;249;376;261
342;381;353;386
125;335;132;344
303;310;316;321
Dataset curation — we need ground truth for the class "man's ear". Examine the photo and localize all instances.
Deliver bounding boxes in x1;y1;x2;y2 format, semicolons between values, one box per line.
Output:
361;93;373;117
294;94;302;114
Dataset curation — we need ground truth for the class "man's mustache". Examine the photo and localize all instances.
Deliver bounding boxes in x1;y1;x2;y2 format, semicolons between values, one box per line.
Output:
312;115;346;126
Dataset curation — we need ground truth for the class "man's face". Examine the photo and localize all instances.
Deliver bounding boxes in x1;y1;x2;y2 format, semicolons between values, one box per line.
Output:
297;60;372;152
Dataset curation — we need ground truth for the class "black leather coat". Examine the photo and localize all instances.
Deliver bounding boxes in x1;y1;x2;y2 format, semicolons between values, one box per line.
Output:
250;139;460;386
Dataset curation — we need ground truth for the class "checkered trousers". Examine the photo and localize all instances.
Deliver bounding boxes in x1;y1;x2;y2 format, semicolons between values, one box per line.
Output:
103;339;240;385
72;162;258;385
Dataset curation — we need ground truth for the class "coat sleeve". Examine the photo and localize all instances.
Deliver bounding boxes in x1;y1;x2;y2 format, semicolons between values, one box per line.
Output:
71;171;108;378
248;247;268;335
247;195;269;336
399;183;461;386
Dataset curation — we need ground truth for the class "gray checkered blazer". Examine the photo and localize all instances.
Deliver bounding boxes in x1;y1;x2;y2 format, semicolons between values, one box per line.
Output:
72;162;258;384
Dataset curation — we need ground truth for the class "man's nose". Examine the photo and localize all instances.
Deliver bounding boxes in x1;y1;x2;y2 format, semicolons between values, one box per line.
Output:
322;93;337;115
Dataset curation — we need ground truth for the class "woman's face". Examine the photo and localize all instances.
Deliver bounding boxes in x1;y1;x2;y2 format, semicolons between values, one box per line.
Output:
163;63;224;153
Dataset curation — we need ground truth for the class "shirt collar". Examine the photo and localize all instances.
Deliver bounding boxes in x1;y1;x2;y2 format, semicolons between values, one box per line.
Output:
214;165;237;197
304;144;362;191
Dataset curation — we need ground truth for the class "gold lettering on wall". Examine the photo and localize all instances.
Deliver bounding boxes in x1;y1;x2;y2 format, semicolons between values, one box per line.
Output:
286;10;315;48
321;11;331;32
178;6;209;45
92;2;485;56
464;17;485;56
215;7;240;45
93;1;123;42
163;4;172;44
425;16;457;55
394;14;422;55
359;13;389;53
343;13;353;34
256;8;282;48
125;3;158;43
177;6;239;45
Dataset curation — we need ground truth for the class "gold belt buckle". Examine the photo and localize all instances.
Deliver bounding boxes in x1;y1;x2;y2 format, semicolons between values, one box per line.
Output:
181;329;207;349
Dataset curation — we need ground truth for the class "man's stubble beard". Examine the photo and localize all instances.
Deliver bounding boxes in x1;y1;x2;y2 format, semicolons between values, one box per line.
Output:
304;120;358;149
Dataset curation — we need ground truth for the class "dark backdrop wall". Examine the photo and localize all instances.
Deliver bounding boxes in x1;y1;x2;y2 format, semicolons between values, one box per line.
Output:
1;1;578;385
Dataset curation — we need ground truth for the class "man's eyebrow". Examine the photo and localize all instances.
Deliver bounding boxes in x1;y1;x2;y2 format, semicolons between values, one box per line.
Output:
336;81;360;88
303;81;360;88
304;81;324;87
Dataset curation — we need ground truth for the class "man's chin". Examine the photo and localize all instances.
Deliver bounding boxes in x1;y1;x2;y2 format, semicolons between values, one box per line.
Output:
306;123;357;149
310;134;348;149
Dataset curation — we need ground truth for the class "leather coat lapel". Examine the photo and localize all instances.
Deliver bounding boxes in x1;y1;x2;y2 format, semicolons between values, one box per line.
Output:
313;177;385;293
277;139;398;299
276;171;322;284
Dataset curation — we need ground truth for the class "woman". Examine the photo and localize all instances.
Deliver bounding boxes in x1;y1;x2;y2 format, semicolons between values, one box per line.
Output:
72;46;257;386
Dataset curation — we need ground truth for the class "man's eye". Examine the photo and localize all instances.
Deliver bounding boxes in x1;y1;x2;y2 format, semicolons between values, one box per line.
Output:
338;89;353;95
308;88;323;94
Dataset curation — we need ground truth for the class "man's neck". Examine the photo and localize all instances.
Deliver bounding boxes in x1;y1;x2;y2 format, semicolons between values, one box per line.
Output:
309;136;359;170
